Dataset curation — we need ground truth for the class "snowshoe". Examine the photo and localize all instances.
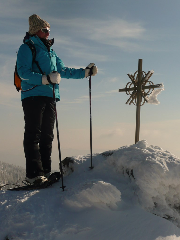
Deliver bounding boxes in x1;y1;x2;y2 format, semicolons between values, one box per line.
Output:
8;172;61;191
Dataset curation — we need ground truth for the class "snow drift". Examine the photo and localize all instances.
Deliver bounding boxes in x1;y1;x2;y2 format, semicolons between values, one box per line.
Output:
62;140;180;227
106;140;180;225
1;140;180;240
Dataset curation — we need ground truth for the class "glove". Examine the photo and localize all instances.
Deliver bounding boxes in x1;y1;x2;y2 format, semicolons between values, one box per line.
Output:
42;71;61;85
85;63;98;78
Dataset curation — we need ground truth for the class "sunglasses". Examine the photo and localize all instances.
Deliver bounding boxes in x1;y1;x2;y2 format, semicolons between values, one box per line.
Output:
41;28;50;33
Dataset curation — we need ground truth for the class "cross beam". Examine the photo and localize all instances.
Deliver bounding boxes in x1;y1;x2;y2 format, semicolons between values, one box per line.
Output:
119;59;162;144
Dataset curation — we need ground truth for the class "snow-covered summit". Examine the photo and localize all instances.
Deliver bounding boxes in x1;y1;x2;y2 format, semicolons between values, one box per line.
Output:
1;140;180;240
63;140;180;226
105;140;180;225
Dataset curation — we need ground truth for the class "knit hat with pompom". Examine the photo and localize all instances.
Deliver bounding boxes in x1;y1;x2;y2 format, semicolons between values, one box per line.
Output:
29;14;50;35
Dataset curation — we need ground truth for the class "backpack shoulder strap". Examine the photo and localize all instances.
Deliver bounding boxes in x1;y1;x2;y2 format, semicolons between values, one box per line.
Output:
25;42;44;75
25;42;36;61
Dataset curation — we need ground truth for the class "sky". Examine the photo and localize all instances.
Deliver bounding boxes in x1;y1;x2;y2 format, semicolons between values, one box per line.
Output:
1;0;180;170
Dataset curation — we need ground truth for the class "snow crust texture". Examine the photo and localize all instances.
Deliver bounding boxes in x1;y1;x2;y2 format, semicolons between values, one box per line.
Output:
107;140;180;226
147;83;164;105
64;180;121;209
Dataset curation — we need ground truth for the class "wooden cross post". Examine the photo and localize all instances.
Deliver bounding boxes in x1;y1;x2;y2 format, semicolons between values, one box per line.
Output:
135;59;142;143
119;59;162;144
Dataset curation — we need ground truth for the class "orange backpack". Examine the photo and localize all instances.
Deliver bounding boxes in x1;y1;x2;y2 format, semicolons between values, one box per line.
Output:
14;43;37;92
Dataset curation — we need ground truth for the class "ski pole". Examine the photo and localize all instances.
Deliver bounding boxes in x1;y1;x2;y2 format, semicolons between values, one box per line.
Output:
89;66;94;169
52;84;66;191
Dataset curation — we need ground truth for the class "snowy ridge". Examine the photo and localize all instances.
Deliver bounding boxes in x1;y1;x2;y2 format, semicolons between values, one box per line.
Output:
1;141;180;239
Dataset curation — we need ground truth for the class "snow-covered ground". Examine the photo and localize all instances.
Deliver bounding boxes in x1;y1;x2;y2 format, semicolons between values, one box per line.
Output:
1;140;180;240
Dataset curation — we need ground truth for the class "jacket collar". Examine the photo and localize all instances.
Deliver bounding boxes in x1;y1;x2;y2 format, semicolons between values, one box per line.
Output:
39;38;54;51
23;32;53;51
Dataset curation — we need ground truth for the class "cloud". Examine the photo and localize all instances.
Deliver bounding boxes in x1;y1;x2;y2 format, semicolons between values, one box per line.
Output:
54;36;108;62
51;17;145;39
81;119;180;160
50;17;147;52
109;77;119;83
61;89;118;105
155;235;180;240
64;95;89;104
100;128;124;138
62;93;103;104
105;90;118;94
0;0;51;19
89;18;145;44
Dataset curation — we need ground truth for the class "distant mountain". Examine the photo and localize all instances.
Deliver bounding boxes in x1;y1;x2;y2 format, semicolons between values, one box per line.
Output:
0;161;25;189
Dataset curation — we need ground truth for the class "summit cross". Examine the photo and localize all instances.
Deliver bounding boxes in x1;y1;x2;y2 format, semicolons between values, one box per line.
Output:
119;59;162;143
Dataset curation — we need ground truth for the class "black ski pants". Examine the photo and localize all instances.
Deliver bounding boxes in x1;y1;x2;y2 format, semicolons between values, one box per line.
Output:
22;96;56;178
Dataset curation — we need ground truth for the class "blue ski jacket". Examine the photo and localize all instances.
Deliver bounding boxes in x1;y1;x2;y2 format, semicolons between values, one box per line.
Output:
17;35;85;101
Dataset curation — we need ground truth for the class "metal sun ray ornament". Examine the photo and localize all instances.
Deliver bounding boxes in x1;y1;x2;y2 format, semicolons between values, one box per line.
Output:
119;59;163;144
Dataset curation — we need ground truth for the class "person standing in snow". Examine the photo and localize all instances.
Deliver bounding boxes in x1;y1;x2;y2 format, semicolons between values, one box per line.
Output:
17;14;98;185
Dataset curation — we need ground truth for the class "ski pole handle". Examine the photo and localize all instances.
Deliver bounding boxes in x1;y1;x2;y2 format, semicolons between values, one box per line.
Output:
85;63;95;77
89;63;95;76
